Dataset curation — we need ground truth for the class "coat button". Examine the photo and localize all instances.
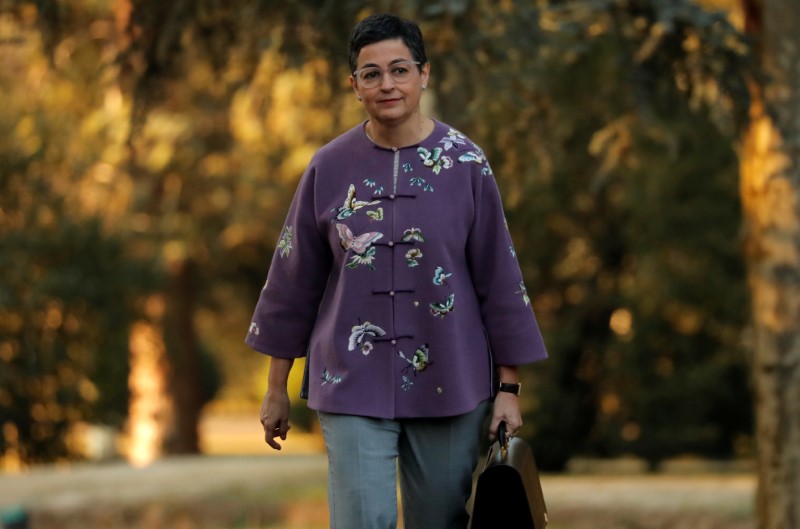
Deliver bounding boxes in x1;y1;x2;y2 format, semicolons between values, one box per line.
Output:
388;241;394;247
391;339;397;345
389;290;395;296
389;194;396;199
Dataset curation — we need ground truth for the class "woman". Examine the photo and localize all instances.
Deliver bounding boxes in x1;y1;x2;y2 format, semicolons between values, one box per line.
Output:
246;13;547;529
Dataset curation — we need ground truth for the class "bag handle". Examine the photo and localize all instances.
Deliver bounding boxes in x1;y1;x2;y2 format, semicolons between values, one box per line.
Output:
497;421;509;461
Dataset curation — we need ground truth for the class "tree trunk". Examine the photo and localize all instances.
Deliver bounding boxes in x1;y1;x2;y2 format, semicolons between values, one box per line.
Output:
164;259;204;453
741;1;800;528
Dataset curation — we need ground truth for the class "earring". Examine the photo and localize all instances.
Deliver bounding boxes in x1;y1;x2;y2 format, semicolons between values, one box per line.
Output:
357;95;362;101
421;85;427;90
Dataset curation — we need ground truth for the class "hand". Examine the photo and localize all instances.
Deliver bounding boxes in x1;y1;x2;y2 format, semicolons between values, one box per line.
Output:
259;388;291;450
488;392;522;441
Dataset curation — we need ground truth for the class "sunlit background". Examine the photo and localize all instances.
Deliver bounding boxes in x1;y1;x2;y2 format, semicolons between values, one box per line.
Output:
0;0;785;527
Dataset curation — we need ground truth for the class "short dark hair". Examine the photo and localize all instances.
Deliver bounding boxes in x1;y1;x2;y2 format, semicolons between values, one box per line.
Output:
348;13;427;74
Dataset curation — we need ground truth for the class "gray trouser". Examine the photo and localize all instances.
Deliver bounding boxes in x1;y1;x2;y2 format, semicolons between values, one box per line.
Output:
318;401;490;529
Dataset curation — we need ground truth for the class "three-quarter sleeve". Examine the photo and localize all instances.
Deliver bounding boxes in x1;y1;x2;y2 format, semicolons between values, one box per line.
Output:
245;164;332;359
466;164;547;366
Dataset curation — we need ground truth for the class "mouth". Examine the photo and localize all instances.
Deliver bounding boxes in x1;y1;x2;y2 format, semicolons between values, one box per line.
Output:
378;98;402;104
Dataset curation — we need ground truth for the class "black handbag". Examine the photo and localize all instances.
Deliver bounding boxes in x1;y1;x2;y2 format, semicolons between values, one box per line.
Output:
469;421;548;529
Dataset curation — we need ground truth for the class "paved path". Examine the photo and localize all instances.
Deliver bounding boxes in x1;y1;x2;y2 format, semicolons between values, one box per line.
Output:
0;454;755;517
0;455;329;512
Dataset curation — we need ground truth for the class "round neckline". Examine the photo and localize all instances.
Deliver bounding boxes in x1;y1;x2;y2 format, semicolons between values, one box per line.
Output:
363;118;439;150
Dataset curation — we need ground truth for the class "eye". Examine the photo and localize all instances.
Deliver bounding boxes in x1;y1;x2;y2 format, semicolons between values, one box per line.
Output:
392;66;410;75
362;69;380;80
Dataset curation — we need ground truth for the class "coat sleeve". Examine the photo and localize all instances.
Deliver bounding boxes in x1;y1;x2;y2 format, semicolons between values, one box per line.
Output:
465;161;548;366
245;163;332;359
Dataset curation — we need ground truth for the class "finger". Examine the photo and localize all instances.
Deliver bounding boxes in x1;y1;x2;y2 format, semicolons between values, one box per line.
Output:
488;416;501;441
265;426;283;450
505;422;522;437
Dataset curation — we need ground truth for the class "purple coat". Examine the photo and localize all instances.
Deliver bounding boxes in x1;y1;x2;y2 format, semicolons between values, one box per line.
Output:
246;119;547;419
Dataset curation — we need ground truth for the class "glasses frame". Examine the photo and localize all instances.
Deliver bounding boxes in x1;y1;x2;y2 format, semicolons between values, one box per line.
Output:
352;60;422;88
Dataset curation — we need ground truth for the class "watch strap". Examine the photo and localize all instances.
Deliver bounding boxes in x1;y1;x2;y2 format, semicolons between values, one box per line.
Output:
498;382;521;396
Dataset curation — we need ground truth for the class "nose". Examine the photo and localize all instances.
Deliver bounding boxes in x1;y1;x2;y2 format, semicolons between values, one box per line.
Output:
379;71;396;90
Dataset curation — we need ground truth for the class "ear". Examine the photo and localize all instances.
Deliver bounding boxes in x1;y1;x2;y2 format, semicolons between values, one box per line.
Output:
350;75;361;100
420;62;431;87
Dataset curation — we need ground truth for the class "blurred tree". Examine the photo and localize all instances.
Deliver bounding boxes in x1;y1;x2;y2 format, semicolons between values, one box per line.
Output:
114;0;371;454
740;1;800;527
0;0;766;473
0;0;155;462
424;0;752;469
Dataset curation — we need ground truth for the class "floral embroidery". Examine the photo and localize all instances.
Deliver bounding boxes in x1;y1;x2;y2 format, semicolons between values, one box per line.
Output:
363;179;384;196
347;246;377;269
348;320;386;355
321;368;343;385
277;226;293;258
481;164;493;176
418;147;453;175
366;207;384;221
403;163;413;173
333;184;381;220
433;266;452;285
402;227;426;243
430;293;455;317
406;248;423;267
510;245;516;258
439;128;467;151
401;376;414;391
248;322;260;335
398;343;433;375
516;281;531;306
409;175;434;192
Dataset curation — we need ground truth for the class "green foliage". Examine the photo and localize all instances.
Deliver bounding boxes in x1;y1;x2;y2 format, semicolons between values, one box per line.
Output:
423;0;753;468
0;218;156;462
0;0;756;466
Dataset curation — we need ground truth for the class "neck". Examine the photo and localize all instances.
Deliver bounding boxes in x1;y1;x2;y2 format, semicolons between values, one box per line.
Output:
366;114;432;148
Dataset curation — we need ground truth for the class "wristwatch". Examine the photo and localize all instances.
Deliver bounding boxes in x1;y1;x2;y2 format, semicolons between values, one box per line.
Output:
498;382;521;396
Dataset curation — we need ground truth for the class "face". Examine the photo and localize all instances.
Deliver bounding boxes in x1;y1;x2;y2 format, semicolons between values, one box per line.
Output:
350;38;430;127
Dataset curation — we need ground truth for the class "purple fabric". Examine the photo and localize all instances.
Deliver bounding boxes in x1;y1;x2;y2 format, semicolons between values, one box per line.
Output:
246;119;547;419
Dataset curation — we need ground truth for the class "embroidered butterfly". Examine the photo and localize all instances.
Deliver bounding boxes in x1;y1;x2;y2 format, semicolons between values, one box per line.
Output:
405;248;423;267
347;320;387;354
366;207;384;221
333;184;381;220
430;293;455;317
402;227;426;243
398;343;433;375
457;150;485;164
433;266;452;285
336;223;383;254
321;368;343;385
417;147;453;175
439;129;467;150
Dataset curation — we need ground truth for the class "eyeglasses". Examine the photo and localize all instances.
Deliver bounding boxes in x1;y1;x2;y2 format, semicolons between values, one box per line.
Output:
353;60;421;89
